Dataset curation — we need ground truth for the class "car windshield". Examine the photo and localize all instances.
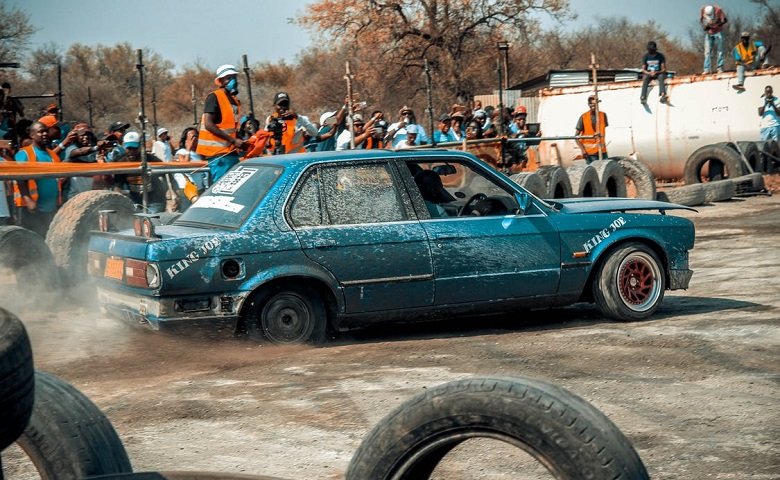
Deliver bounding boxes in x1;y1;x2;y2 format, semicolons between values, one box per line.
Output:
175;165;283;229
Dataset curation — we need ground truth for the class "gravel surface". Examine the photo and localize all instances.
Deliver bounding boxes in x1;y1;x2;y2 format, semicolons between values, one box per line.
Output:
2;192;779;479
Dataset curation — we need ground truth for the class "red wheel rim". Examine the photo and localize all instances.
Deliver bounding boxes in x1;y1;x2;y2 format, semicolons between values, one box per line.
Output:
617;252;661;312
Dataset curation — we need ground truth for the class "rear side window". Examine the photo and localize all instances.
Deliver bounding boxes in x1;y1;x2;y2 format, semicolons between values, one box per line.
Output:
290;170;323;227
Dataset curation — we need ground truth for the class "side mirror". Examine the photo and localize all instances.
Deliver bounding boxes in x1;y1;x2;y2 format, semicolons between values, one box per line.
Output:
514;192;532;215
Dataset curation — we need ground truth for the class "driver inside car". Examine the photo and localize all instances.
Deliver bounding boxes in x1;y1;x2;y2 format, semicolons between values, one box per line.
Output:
414;169;494;218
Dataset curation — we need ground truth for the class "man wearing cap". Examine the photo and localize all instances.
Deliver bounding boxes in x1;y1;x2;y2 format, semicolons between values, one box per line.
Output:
640;41;669;104
196;64;244;182
700;5;728;74
335;112;380;151
114;131;169;213
264;92;318;155
310;103;348;152
61;123;102;201
575;95;608;163
733;32;771;90
395;123;420;150
387;106;429;148
152;127;173;162
433;114;457;144
758;85;780;141
13;121;62;236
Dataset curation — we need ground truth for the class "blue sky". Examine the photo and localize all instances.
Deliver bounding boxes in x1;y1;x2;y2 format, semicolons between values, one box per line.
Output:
10;0;763;71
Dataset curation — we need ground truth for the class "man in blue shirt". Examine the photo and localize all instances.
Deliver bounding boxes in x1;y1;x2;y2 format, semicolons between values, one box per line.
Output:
14;121;61;236
759;85;780;141
433;114;457;144
640;41;668;104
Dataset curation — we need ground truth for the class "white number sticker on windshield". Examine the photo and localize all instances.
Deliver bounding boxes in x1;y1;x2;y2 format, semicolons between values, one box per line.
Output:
211;167;258;195
190;196;245;213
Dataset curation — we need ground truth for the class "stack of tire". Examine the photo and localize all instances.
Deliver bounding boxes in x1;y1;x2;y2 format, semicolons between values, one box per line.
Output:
659;141;769;206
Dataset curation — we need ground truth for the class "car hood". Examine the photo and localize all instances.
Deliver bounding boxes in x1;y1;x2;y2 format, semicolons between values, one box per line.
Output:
549;198;697;214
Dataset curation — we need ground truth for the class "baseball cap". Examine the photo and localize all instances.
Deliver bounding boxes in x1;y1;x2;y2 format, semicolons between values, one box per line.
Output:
513;105;527;116
215;64;238;79
352;114;365;124
741;31;751;38
473;109;487;118
123;131;140;148
45;103;59;113
109;121;130;133
406;124;419;134
156;127;168;137
703;5;714;15
37;115;58;128
438;114;451;122
273;92;290;105
320;111;337;126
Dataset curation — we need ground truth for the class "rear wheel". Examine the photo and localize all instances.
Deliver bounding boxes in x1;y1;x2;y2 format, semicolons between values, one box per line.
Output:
594;243;665;321
249;284;327;345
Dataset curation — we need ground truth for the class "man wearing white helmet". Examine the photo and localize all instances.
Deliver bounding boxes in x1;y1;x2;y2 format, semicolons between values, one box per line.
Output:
700;4;728;74
196;64;245;182
114;131;170;213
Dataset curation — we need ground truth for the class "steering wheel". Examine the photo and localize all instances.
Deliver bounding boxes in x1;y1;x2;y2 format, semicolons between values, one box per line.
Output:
458;193;487;216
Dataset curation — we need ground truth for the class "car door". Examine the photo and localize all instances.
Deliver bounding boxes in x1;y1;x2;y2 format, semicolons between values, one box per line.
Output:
289;161;434;314
404;158;561;305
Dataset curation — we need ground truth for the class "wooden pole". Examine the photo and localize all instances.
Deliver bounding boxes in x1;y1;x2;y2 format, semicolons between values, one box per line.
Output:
590;53;603;161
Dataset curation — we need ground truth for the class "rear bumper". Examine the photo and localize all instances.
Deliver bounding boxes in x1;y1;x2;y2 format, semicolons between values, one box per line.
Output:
97;287;249;330
669;268;694;290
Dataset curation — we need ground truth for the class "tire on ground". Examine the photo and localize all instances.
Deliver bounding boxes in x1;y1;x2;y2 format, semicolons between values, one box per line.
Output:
535;165;572;198
732;172;766;194
0;308;35;451
616;156;656;200
14;370;133;477
245;283;328;345
508;172;546;198
346;376;650;480
758;140;779;172
737;141;764;172
684;143;744;184
593;242;666;321
590;159;627;197
656;183;706;206
702;179;736;203
566;162;603;197
0;225;59;291
45;190;136;285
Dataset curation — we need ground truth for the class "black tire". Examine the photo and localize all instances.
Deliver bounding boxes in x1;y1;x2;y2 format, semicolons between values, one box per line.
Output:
566;162;603;197
732;172;767;194
684;143;744;184
508;172;546;198
45;191;136;286
0;225;59;291
0;308;35;451
737;141;764;172
593;242;666;321
82;472;291;479
536;165;573;198
14;370;133;478
591;159;627;197
247;283;327;345
346;376;650;480
702;179;736;203
759;140;780;172
656;183;706;206
616;157;656;200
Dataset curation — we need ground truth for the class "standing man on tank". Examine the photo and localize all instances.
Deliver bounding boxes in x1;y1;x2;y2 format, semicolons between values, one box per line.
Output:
196;64;244;182
700;5;728;74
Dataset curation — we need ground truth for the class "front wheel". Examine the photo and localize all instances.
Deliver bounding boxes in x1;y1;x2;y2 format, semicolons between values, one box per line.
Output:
249;284;327;345
593;243;665;321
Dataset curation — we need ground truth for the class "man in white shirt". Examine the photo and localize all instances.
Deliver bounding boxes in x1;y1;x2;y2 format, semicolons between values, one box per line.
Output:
152;127;173;162
759;85;780;141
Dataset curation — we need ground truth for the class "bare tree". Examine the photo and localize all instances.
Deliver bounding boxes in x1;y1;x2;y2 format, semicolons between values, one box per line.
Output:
0;3;36;64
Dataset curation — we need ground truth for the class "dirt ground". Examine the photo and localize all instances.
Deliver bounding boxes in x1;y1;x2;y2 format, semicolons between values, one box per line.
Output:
2;191;780;479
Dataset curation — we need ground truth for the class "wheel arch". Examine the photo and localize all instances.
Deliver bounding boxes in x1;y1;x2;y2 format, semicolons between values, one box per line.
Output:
582;236;669;302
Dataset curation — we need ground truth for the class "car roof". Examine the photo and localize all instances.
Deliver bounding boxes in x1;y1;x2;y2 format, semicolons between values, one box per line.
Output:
241;149;475;168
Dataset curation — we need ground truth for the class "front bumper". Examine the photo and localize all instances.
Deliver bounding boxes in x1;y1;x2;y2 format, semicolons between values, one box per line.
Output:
97;287;249;330
669;269;694;290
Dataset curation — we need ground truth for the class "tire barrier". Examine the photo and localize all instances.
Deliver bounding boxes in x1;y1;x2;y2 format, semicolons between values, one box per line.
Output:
0;308;35;452
591;159;627;197
616;157;657;200
702;179;736;203
656;183;706;206
45;190;136;286
758;140;780;173
346;376;650;480
566;162;603;197
733;172;767;194
508;172;546;198
684;143;745;184
0;225;59;291
535;165;572;199
737;141;764;172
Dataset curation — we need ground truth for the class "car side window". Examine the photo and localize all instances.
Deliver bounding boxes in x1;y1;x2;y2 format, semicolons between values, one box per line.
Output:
321;163;406;225
290;170;323;227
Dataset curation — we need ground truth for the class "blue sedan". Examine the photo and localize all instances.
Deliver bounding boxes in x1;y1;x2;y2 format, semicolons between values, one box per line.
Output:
88;150;695;344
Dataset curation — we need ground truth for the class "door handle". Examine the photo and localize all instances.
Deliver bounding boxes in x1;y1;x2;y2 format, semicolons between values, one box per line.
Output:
313;239;338;249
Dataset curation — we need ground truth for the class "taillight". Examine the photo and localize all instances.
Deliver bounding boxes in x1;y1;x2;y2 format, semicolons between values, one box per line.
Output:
98;209;116;232
132;215;157;238
125;259;160;288
88;251;105;276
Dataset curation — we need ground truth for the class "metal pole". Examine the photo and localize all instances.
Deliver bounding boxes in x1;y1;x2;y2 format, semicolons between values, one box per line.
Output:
590;53;603;161
136;49;148;210
344;61;355;149
242;54;255;119
57;62;63;121
87;87;93;128
151;86;158;136
424;59;435;147
191;85;197;126
503;47;510;89
497;57;504;138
